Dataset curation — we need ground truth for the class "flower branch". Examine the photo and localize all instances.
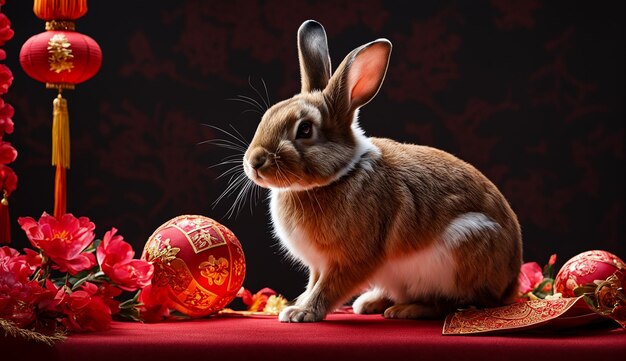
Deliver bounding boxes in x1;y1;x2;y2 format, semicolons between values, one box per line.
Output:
1;212;154;341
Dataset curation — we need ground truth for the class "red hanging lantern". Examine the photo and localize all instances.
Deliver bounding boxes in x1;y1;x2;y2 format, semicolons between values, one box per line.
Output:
20;30;102;86
19;0;101;219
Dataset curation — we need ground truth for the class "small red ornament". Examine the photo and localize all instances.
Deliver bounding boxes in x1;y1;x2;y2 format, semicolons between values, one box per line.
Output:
141;215;246;318
554;250;626;298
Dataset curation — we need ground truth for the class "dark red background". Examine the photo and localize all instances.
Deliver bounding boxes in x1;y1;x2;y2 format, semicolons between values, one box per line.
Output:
2;1;623;301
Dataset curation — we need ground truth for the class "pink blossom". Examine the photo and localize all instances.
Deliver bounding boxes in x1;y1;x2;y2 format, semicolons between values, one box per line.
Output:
0;64;13;95
518;261;543;295
0;165;17;195
96;228;154;291
548;254;557;266
238;287;277;312
0;13;14;46
138;284;171;323
0;141;17;164
0;246;46;328
60;289;112;332
18;213;96;275
0;98;14;136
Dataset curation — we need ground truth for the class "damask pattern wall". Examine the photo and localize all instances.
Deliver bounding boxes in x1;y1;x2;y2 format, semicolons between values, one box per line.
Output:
3;1;623;299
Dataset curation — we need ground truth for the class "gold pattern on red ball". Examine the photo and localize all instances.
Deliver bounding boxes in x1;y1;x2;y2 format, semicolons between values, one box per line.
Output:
554;250;625;298
141;215;246;317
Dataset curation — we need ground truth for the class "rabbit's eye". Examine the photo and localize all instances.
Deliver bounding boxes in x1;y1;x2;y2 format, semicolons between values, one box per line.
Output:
296;121;313;139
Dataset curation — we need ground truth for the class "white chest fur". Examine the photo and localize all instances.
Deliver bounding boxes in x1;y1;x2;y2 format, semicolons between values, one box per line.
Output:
269;191;328;272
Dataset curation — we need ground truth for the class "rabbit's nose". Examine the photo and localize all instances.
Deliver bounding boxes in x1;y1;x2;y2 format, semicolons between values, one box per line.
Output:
249;148;268;170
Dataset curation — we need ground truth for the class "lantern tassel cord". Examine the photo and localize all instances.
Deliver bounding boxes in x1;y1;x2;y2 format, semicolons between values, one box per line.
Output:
52;92;70;219
0;191;10;244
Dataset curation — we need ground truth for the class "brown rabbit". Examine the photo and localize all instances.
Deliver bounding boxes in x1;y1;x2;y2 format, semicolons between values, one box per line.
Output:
242;20;522;322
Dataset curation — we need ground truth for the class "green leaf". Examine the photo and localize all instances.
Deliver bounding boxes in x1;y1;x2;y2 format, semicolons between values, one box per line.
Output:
119;290;143;310
573;284;596;297
83;238;102;253
532;278;554;298
542;263;554;279
115;307;143;323
582;294;598;310
169;310;190;320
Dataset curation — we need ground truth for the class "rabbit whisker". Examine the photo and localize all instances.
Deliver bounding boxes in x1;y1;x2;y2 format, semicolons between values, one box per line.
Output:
200;140;247;153
215;164;244;180
260;78;271;110
275;165;305;219
225;97;263;114
237;94;265;113
305;189;324;218
213;172;248;205
204;122;264;218
208;156;245;169
247;76;271;111
202;123;250;148
228;177;256;219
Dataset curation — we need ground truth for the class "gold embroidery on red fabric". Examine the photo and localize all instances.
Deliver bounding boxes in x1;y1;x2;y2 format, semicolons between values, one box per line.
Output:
198;255;229;286
48;34;74;73
442;297;584;335
144;234;180;265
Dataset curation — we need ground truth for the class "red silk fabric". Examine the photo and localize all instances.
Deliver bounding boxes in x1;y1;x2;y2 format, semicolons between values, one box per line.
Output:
3;311;624;361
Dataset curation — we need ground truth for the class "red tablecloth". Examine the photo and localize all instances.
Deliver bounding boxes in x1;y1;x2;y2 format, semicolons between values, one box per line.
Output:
3;312;625;361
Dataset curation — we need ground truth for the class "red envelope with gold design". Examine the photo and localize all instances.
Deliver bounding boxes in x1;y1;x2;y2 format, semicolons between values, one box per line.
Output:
442;297;602;335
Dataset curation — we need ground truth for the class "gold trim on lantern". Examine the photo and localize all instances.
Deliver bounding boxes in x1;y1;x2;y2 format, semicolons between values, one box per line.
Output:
47;34;74;74
45;20;76;31
46;83;76;90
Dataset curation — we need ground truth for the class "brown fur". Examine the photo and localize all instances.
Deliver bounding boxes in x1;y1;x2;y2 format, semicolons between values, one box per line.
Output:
242;20;522;322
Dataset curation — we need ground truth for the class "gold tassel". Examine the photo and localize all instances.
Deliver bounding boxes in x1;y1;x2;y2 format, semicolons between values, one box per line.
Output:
52;93;70;169
52;92;70;219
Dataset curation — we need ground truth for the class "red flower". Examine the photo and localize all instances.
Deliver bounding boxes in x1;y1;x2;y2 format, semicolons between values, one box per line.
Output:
518;261;543;295
238;287;277;312
0;13;14;46
18;213;96;275
36;279;66;315
60;289;112;332
138;284;170;322
96;228;154;291
0;98;14;136
0;64;13;95
0;141;17;164
82;281;122;315
0;164;17;195
0;246;47;328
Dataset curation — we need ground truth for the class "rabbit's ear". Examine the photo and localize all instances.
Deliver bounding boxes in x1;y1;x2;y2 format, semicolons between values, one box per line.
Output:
325;39;391;118
298;20;332;93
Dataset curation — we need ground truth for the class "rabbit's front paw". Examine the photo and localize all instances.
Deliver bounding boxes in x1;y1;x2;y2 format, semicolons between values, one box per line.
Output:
278;305;324;323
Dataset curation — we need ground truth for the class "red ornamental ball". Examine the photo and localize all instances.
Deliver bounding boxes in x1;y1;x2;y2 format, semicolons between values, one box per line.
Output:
19;30;102;86
141;215;246;318
554;250;626;298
